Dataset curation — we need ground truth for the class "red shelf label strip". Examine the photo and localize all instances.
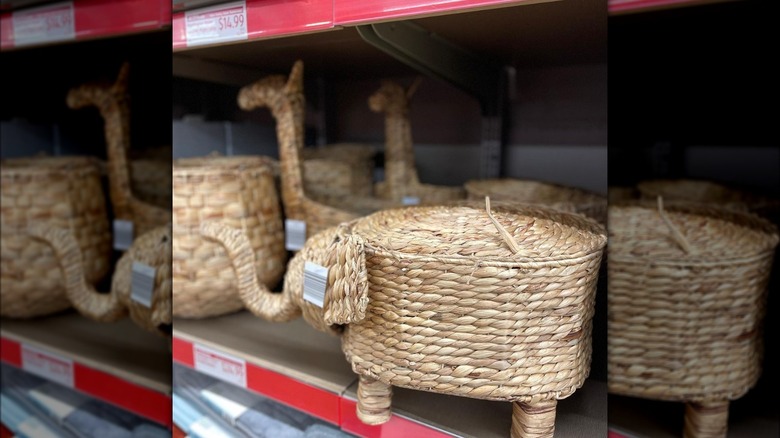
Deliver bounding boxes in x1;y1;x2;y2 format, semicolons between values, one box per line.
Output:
608;0;704;13
339;397;455;438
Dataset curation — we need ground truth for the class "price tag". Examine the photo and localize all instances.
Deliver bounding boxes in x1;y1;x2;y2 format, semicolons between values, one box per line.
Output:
18;417;59;438
131;262;156;308
113;219;134;251
185;1;247;47
285;219;306;251
190;416;233;438
193;343;247;388
303;262;328;308
402;196;420;206
12;1;75;47
21;344;74;388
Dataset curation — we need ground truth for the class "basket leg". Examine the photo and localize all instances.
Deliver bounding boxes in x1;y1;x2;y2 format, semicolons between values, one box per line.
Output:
511;400;557;438
356;375;393;425
683;401;729;438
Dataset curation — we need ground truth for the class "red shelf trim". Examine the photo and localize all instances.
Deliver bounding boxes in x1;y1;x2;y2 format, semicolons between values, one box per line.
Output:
608;0;713;14
0;336;171;428
1;0;170;51
334;0;539;26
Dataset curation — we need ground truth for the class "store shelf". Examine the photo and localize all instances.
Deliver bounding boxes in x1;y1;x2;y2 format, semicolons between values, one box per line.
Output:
0;313;172;427
608;0;738;15
172;311;607;437
0;0;171;51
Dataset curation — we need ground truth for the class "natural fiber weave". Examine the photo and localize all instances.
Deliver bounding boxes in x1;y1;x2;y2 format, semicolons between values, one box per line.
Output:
465;179;607;224
129;145;173;209
369;80;465;203
237;60;398;241
683;401;729;438
1;156;111;318
511;399;557;438
29;225;172;337
302;144;375;198
172;156;286;318
608;202;778;405
67;62;170;238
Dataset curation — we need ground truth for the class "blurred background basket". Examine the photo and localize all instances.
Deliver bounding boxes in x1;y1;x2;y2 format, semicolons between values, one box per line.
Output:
1;156;111;318
301;143;375;198
608;201;779;438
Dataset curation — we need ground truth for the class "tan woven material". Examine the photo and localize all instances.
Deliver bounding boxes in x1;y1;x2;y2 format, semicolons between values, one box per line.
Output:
302;143;375;198
129;145;172;209
303;202;606;431
369;80;465;203
356;375;392;425
67;62;171;237
172;156;286;318
1;157;111;318
608;202;778;408
29;225;172;337
465;179;607;224
237;60;398;240
511;400;558;438
683;401;729;438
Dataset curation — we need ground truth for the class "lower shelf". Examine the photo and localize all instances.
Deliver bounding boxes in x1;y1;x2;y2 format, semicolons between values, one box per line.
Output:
173;310;607;437
0;312;172;427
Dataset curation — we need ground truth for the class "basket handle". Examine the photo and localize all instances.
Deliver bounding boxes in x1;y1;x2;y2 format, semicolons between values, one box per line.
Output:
27;225;126;322
322;226;369;325
67;62;135;221
200;222;300;322
237;60;307;221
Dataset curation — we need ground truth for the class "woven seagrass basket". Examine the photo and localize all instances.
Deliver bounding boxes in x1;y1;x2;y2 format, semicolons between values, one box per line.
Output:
172;155;286;318
237;60;398;241
465;179;607;224
1;156;112;318
129;145;173;209
67;62;171;238
369;80;465;203
302;144;375;198
29;225;172;337
608;200;779;438
286;201;606;437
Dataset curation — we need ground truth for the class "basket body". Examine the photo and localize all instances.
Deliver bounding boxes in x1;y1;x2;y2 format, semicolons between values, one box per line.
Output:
1;157;111;318
302;144;375;198
172;156;285;318
339;205;607;403
465;179;607;224
608;205;778;403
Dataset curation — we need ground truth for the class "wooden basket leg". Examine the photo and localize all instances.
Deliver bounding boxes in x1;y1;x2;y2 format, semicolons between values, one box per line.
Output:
511;399;557;438
356;375;392;425
683;401;729;438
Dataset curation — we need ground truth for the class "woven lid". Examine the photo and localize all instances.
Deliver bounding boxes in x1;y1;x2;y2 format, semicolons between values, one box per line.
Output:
609;204;779;261
1;156;100;178
465;179;602;204
351;204;606;263
173;155;275;177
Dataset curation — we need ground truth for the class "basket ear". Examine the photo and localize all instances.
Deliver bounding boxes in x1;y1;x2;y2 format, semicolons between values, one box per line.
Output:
323;230;369;325
285;60;304;95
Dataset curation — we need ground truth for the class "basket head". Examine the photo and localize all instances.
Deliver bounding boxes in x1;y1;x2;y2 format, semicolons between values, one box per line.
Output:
172;155;285;318
1;156;111;318
337;203;607;403
608;202;779;403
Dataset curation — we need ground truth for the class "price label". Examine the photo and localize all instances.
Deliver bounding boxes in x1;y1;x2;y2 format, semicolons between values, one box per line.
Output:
303;262;328;308
285;219;306;251
21;344;74;388
402;196;421;206
193;343;247;388
131;262;156;308
185;1;247;47
12;1;75;47
113;219;134;251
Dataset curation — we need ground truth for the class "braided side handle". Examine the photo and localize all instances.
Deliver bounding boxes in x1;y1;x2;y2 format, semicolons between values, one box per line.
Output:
322;227;369;326
27;224;125;322
200;222;300;322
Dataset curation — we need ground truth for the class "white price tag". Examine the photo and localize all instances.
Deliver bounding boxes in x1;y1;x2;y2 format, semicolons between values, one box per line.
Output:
193;343;247;388
113;219;134;251
21;344;74;388
402;196;420;206
12;1;75;47
190;416;233;438
285;219;306;251
18;417;59;438
185;1;247;47
131;262;156;308
303;262;328;308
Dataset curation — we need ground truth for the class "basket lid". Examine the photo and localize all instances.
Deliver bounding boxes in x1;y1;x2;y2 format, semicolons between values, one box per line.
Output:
465;179;604;205
609;203;779;261
173;155;276;177
351;203;606;263
1;156;100;178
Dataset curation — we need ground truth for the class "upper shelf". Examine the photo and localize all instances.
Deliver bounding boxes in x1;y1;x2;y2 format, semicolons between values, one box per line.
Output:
608;0;739;14
0;0;170;51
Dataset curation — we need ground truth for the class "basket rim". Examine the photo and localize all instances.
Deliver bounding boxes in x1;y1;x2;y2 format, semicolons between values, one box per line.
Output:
173;155;276;177
1;156;101;177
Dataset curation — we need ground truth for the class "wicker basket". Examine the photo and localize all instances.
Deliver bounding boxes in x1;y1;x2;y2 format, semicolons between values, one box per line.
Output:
129;145;173;209
608;200;779;438
29;225;172;337
237;60;398;241
67;62;171;238
295;201;607;436
172;156;286;318
1;156;112;318
465;179;607;224
370;80;465;203
302;144;375;198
